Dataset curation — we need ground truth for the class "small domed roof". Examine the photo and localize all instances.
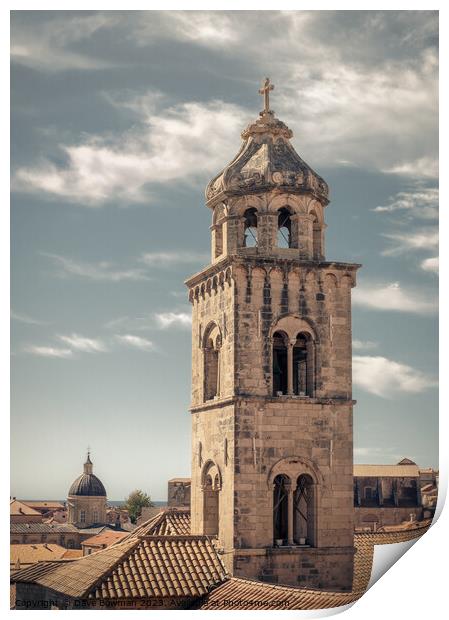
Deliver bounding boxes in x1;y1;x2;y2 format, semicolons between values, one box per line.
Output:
205;80;329;208
68;453;107;497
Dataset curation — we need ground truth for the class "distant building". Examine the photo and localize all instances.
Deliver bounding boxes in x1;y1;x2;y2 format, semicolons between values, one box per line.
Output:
21;501;65;518
10;500;42;524
167;478;191;508
67;453;107;528
81;530;128;556
354;458;438;531
10;543;81;573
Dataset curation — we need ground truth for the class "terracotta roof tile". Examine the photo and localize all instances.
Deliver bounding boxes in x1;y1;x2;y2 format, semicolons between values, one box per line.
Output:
195;522;431;610
10;500;42;517
10;544;68;567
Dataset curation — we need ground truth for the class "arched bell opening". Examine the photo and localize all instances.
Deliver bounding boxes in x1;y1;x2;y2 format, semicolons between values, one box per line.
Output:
293;474;315;546
273;474;290;545
243;208;258;248
277;207;292;248
272;331;288;396
293;332;314;397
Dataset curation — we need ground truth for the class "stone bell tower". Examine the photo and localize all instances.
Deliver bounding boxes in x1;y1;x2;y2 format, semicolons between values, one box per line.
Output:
186;79;360;591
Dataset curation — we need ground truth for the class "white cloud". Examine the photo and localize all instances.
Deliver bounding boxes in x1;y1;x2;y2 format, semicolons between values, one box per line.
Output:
352;339;378;351
135;12;238;47
382;157;438;179
140;251;208;266
374;188;439;219
14;100;247;205
381;229;438;256
11;13;119;72
421;257;439;274
353;282;437;315
58;334;107;353
154;312;191;329
115;334;154;351
24;345;73;359
11;311;47;326
353;355;437;398
42;253;150;282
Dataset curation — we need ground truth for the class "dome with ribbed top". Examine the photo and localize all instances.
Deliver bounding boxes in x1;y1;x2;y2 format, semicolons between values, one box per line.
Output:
205;79;329;208
68;453;107;497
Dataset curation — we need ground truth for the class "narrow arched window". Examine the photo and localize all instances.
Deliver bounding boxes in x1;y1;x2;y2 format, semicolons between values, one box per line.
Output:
272;331;288;396
92;510;99;524
294;474;315;545
202;464;220;537
243;208;258;247
277;207;292;248
310;212;322;259
203;324;221;402
293;332;314;396
79;510;86;523
273;474;289;545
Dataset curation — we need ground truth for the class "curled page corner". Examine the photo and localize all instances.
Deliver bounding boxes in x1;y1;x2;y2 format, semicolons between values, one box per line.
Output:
366;537;419;591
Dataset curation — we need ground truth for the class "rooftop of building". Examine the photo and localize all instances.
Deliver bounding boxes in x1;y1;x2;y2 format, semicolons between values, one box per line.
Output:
10;544;82;571
11;508;432;610
10;499;42;517
81;530;129;548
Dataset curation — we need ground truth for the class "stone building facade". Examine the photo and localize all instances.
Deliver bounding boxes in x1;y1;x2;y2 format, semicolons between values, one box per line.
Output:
167;478;191;508
186;83;360;591
67;454;107;528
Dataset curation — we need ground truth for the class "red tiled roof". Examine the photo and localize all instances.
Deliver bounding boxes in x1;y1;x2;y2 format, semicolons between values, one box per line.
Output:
120;508;191;543
82;531;128;547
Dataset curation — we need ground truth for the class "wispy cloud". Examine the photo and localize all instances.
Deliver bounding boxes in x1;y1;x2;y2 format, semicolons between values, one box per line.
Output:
154;312;191;329
42;253;150;282
353;355;437;398
382;157;438;179
14;99;247;205
58;334;107;353
11;13;119;72
114;334;155;351
421;257;439;274
373;188;439;219
381;229;438;256
11;311;47;326
352;339;378;351
140;251;208;267
353;281;437;315
24;345;73;359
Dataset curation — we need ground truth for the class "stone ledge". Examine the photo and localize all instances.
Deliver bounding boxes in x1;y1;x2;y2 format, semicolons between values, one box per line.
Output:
190;396;357;413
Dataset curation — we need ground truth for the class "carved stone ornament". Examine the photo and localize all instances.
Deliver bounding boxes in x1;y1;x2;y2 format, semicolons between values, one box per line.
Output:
205;110;329;206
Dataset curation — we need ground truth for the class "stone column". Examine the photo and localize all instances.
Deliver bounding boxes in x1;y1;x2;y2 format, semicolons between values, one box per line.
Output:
298;214;314;259
287;481;294;545
287;340;295;395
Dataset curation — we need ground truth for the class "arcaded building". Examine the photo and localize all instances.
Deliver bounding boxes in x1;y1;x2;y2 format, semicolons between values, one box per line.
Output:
186;81;360;590
67;454;107;528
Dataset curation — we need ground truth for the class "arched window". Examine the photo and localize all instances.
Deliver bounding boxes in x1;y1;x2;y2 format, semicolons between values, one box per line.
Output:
272;331;288;396
92;510;99;524
202;462;221;537
310;212;322;259
277;207;292;248
79;510;86;523
294;474;315;545
273;474;290;545
293;332;314;396
203;324;221;402
243;208;258;247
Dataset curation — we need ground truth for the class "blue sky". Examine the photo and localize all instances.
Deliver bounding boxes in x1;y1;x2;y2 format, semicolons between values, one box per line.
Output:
10;10;438;500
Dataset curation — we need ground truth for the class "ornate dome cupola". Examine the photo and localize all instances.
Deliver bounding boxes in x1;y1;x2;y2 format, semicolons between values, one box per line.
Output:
206;79;329;264
67;452;107;528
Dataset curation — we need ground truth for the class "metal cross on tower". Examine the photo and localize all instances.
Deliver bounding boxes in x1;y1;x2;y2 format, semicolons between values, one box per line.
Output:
259;77;274;114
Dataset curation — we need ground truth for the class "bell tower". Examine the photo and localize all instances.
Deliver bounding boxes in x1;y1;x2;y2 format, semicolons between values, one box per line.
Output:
186;79;360;591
